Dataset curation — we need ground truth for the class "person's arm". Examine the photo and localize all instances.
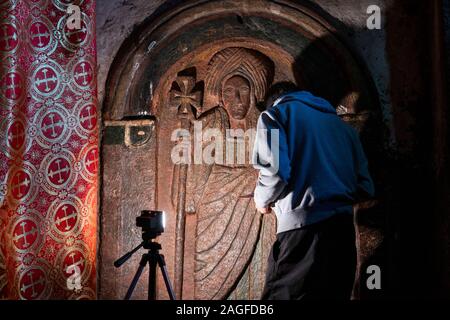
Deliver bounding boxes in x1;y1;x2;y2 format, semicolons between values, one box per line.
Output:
252;110;290;210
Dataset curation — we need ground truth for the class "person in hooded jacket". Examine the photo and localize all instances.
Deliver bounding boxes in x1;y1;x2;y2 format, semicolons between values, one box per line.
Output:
252;82;375;300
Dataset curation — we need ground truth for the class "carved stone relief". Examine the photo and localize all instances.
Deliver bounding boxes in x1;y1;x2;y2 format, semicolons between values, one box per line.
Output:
168;47;275;299
100;0;383;300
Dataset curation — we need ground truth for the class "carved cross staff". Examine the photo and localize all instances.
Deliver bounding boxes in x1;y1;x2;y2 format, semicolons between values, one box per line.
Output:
169;76;202;299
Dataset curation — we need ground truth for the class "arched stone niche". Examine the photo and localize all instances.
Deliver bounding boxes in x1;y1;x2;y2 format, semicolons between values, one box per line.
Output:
100;0;382;300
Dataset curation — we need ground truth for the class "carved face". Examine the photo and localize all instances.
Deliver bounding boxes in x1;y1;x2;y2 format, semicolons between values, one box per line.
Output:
221;75;251;120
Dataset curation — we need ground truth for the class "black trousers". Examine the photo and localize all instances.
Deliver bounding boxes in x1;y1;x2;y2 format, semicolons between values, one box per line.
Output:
261;214;356;300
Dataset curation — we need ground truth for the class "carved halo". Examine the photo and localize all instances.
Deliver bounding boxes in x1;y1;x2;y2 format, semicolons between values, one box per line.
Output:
204;47;274;108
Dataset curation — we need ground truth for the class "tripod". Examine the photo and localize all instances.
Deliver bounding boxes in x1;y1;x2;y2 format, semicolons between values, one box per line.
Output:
114;239;176;300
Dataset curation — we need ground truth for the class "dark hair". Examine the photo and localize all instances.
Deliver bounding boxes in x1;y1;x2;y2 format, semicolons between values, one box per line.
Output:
264;81;299;108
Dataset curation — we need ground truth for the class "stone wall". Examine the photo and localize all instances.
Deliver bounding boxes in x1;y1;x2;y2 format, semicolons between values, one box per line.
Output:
95;0;448;298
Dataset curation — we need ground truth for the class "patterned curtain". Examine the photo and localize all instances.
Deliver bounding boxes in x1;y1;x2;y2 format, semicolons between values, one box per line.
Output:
0;0;98;299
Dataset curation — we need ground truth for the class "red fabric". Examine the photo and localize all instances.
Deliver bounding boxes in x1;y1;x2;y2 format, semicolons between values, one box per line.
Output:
0;0;98;299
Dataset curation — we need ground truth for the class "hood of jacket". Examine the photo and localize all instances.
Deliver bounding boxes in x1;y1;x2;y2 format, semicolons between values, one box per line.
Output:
273;91;336;114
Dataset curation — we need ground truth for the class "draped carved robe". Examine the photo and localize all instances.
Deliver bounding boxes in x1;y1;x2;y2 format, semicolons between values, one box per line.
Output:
171;105;263;299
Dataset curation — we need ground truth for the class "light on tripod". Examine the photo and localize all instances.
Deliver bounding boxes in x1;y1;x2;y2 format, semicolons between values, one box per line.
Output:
162;211;166;229
114;210;175;300
136;210;165;239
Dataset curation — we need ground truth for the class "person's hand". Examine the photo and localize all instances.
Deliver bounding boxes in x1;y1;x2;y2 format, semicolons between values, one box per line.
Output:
256;206;272;214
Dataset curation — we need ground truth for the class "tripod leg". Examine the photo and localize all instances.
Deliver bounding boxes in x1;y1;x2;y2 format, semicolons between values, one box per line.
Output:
157;254;176;300
124;254;147;300
149;252;158;300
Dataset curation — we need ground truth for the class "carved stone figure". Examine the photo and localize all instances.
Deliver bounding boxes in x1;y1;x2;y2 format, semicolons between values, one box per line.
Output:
172;47;274;299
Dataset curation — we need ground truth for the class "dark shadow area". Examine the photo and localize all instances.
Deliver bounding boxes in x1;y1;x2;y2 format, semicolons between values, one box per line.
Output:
287;0;447;299
384;0;444;299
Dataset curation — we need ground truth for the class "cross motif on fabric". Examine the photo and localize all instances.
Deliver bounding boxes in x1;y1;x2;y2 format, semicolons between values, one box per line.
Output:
31;23;50;48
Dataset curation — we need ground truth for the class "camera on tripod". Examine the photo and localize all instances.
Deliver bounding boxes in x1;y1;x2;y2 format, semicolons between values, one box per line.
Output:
114;209;175;300
137;210;165;243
